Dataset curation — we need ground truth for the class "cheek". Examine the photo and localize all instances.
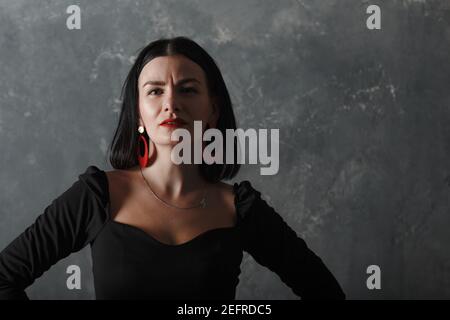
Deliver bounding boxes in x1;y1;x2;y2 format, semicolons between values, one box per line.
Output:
139;98;159;118
191;97;213;118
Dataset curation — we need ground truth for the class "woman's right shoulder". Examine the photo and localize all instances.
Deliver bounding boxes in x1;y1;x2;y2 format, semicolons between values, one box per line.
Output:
75;165;137;222
102;166;143;217
74;165;110;206
103;166;141;193
80;165;138;192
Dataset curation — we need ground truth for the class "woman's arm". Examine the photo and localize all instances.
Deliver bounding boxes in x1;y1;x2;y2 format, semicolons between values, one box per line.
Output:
0;168;109;299
238;181;346;300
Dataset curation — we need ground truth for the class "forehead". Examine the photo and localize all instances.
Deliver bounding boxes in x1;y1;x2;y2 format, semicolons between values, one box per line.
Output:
138;55;206;84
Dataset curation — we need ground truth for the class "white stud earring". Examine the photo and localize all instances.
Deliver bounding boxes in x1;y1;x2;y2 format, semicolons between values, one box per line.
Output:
138;125;144;133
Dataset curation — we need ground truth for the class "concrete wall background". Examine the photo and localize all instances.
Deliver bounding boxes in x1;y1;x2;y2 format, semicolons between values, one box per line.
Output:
0;0;449;299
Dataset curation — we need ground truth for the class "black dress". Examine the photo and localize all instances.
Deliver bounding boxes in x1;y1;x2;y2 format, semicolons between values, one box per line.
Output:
0;165;345;300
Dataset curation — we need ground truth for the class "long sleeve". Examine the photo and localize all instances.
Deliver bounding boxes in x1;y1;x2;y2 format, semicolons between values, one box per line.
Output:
0;166;109;300
234;181;346;300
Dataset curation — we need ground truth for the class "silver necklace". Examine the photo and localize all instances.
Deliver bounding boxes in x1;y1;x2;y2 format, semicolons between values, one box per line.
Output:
139;166;207;210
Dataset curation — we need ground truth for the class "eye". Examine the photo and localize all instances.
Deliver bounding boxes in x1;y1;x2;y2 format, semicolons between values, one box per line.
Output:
148;88;163;96
180;87;197;94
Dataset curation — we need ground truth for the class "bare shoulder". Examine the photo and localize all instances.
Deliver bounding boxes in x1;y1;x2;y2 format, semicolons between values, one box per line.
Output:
216;180;234;195
104;167;142;196
104;166;140;186
103;169;126;199
104;169;124;191
213;181;236;210
103;167;142;220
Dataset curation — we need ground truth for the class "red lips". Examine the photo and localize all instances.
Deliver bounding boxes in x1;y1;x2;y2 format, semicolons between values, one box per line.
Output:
160;118;187;127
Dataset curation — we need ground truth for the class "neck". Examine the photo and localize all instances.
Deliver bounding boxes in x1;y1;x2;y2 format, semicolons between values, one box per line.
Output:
138;144;207;200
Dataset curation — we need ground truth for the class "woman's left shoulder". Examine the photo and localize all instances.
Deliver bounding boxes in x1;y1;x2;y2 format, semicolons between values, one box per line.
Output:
214;181;235;205
214;180;262;213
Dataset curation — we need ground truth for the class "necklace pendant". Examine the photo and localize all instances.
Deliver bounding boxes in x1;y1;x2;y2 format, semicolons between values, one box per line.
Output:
200;197;207;208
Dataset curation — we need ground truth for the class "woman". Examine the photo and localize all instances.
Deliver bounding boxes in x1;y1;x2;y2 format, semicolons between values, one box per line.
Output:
0;37;345;300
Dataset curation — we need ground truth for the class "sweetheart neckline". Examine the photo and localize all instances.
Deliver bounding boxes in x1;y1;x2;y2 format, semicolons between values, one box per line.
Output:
109;219;237;248
101;170;242;248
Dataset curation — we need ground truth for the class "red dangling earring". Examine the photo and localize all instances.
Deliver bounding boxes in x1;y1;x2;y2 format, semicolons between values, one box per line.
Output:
137;125;149;168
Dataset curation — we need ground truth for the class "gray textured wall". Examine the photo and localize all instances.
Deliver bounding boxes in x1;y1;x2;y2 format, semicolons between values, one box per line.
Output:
1;0;449;299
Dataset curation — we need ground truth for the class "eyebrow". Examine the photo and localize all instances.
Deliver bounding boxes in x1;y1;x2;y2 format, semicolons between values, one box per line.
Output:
142;78;201;88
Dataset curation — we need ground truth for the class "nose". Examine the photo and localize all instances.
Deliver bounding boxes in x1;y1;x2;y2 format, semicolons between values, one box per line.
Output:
162;88;180;113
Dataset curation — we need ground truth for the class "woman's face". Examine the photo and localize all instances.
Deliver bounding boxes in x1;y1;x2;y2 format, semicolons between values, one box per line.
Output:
137;54;219;147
